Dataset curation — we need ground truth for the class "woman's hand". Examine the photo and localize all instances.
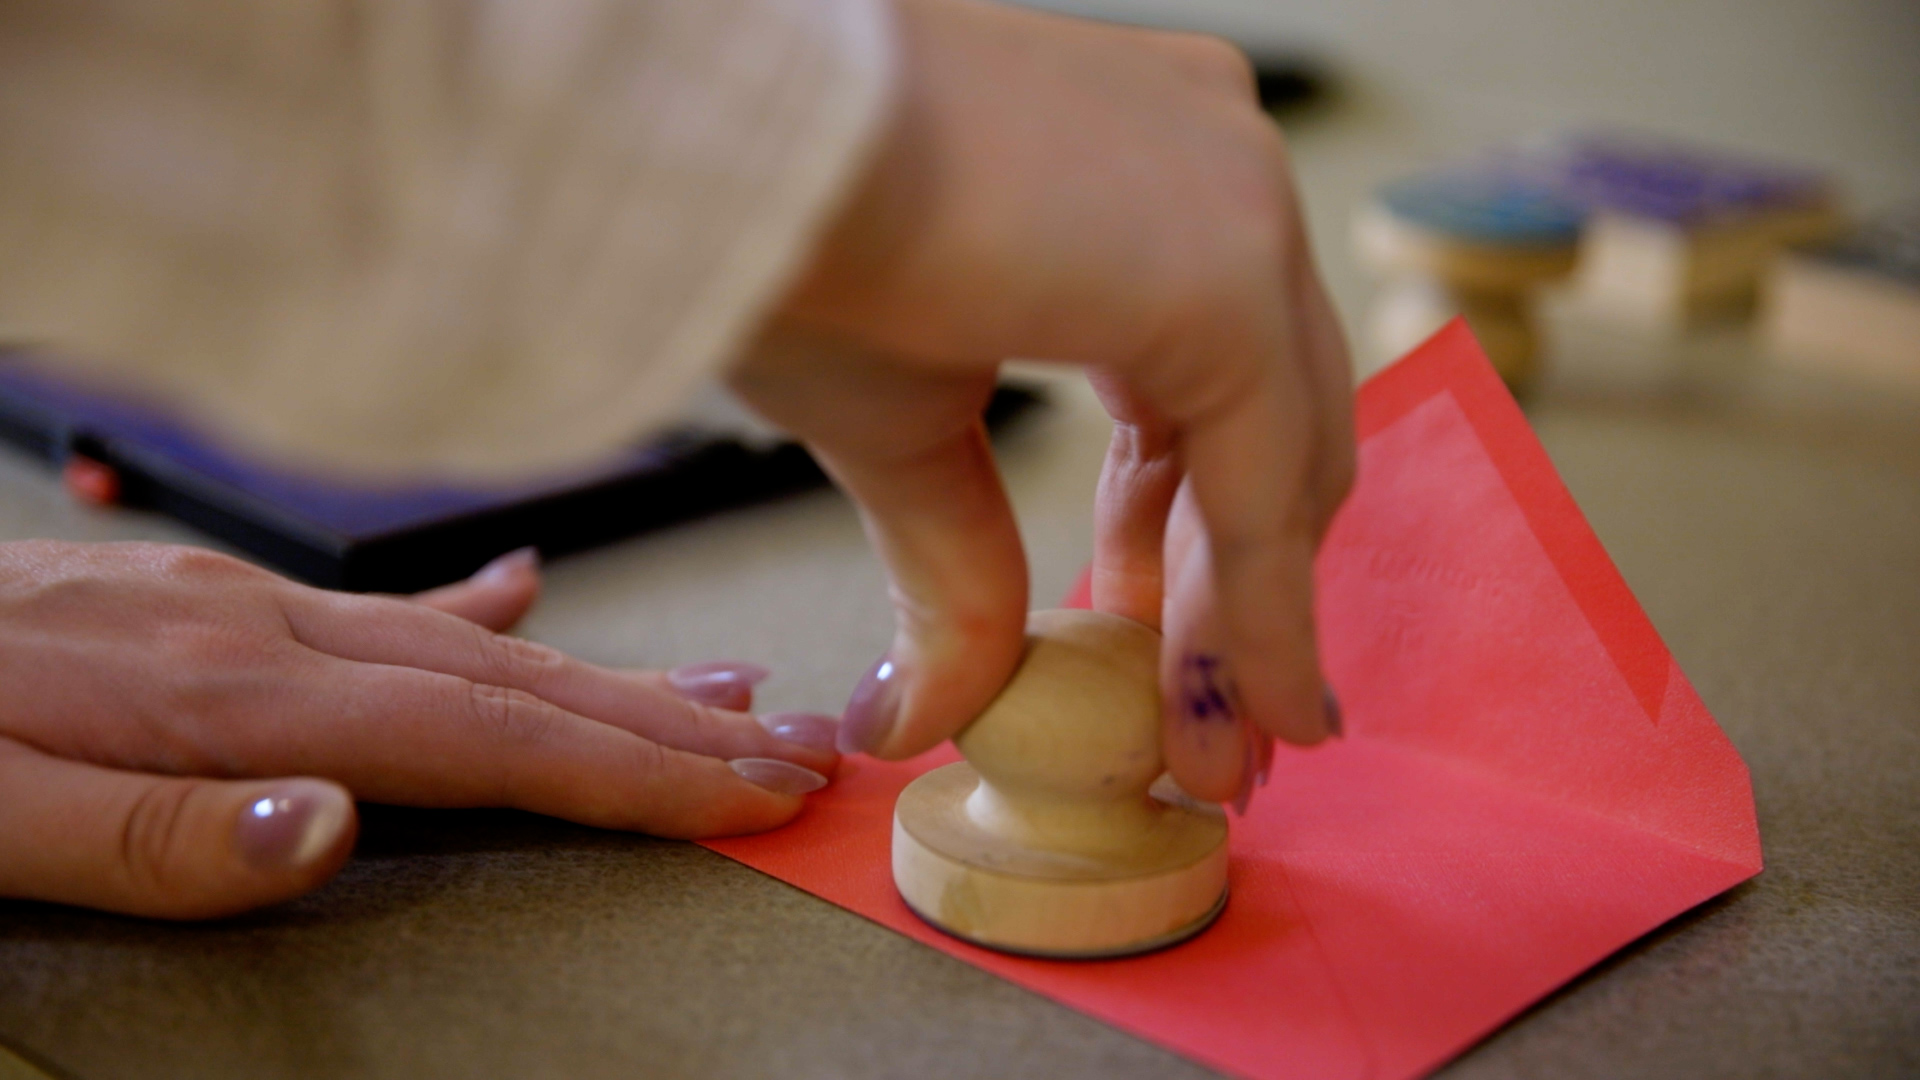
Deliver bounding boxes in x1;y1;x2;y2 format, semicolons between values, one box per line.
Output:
0;540;838;919
735;0;1355;805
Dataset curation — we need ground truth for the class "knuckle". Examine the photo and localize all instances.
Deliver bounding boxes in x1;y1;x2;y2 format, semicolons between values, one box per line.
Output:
119;780;199;897
672;699;728;745
166;618;279;671
1234;178;1296;262
474;631;565;692
1166;203;1292;322
151;625;295;731
1158;31;1257;95
1107;419;1179;469
154;545;261;584
626;735;671;789
1203;39;1258;94
589;735;775;839
607;739;710;835
464;682;563;749
893;586;1022;658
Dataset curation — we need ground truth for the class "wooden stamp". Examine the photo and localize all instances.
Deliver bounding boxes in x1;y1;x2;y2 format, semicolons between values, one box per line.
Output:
1355;172;1584;392
892;608;1229;958
1764;206;1920;392
1562;137;1842;326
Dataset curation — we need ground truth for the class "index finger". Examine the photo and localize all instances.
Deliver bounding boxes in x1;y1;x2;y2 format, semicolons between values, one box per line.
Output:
232;655;814;839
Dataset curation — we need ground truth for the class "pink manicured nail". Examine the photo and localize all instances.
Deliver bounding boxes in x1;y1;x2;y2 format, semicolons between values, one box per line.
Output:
669;661;772;706
1323;683;1345;738
729;758;829;795
473;546;539;586
838;654;901;754
1256;731;1275;789
758;711;840;753
234;781;352;870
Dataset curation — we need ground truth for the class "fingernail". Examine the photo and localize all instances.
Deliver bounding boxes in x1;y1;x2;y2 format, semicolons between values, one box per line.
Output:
669;661;772;705
1230;731;1259;817
235;781;352;871
758;711;840;753
473;546;539;586
1323;683;1345;738
1230;780;1254;818
1256;731;1275;789
838;653;901;754
729;758;829;796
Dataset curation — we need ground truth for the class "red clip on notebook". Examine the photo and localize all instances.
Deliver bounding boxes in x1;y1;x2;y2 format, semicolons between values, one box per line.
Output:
704;321;1762;1079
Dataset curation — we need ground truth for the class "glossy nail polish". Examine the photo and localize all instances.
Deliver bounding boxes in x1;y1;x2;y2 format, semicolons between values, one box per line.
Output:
758;711;840;753
838;654;902;754
1255;731;1275;789
473;546;539;586
669;661;772;705
235;781;352;871
1323;683;1345;738
729;758;829;795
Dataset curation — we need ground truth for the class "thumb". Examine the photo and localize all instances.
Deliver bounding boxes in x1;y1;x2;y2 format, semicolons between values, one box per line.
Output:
816;418;1029;760
0;738;356;919
730;329;1029;762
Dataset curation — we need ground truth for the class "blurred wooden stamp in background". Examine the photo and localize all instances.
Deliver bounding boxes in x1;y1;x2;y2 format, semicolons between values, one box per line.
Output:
1561;137;1843;326
1355;172;1584;392
1764;206;1920;393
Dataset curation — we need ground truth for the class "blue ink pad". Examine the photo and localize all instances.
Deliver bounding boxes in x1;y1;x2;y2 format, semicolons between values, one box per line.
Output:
1378;172;1586;247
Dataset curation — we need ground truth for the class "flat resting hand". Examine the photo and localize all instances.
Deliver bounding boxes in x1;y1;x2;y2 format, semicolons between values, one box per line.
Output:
0;540;839;919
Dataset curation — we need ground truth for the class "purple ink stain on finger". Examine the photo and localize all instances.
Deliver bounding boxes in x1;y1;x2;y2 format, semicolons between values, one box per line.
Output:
1179;652;1241;724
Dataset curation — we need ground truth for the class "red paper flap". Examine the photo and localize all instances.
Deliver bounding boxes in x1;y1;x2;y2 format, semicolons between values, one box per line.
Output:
707;321;1760;1080
1314;321;1759;869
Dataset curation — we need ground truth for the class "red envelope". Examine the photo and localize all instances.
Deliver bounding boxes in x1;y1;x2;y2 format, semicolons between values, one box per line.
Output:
703;321;1762;1080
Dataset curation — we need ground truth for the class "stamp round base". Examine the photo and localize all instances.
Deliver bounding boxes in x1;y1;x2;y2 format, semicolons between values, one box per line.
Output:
892;762;1229;959
901;880;1229;961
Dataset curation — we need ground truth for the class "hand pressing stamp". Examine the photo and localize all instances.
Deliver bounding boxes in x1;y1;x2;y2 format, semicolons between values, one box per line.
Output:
892;609;1229;958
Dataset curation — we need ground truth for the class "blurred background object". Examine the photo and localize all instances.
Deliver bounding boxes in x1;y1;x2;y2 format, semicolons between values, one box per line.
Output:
1027;0;1920;391
0;349;1046;591
1556;136;1843;327
1764;205;1920;392
1353;136;1854;394
1353;168;1583;391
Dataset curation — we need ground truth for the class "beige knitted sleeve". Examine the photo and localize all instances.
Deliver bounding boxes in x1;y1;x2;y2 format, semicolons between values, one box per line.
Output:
0;0;896;477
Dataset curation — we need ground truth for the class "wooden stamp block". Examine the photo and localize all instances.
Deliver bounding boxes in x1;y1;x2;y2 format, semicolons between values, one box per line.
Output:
1764;207;1920;392
1355;172;1583;391
1562;137;1842;326
892;609;1229;958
